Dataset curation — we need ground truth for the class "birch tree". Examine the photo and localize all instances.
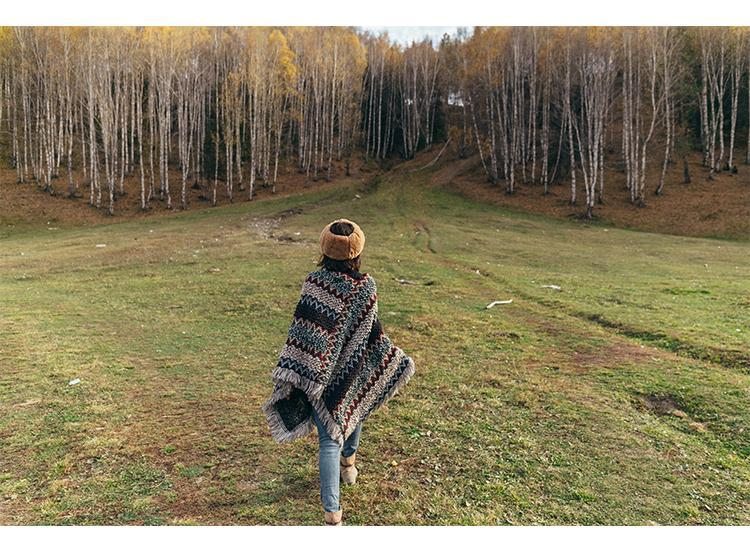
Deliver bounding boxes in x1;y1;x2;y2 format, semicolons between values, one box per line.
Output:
571;29;615;218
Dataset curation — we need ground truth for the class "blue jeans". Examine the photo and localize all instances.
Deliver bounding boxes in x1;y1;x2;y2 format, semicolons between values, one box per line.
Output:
311;407;363;512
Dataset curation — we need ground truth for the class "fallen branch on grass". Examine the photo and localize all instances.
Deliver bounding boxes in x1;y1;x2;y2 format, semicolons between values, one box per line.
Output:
485;299;513;309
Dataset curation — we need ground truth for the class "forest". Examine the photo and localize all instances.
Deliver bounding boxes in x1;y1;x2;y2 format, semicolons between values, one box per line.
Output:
0;26;749;219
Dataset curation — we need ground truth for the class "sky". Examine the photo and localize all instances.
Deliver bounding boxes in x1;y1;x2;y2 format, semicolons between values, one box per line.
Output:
358;26;473;47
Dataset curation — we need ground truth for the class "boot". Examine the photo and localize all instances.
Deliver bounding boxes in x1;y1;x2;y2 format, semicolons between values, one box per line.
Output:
340;452;358;485
324;509;342;526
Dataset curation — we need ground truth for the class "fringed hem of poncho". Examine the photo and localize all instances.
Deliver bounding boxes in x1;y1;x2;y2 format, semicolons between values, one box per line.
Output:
269;365;326;400
262;377;316;443
263;356;416;446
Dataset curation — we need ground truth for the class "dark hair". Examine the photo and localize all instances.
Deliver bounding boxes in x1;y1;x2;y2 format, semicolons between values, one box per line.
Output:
317;220;363;277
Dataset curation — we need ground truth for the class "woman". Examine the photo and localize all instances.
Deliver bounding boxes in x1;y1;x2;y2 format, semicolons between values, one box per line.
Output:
262;218;416;526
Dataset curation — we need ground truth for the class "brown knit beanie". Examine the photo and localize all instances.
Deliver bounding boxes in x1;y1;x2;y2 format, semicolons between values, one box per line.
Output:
319;218;365;260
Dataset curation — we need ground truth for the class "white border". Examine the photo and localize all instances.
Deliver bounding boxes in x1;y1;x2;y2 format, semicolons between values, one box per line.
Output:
2;526;749;560
2;0;750;25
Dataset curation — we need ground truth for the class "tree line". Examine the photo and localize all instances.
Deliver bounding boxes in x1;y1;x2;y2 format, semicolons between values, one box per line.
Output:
0;26;749;217
441;27;750;218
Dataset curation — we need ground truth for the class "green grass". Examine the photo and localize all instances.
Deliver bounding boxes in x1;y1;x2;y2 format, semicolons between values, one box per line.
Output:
1;163;749;525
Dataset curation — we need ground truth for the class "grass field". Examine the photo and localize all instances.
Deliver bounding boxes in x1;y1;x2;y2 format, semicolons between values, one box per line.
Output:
1;159;749;525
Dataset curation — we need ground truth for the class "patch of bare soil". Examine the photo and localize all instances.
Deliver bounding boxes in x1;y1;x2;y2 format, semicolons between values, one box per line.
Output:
441;149;750;239
520;310;663;373
640;394;684;416
572;341;660;371
0;155;376;228
635;394;708;432
247;212;309;245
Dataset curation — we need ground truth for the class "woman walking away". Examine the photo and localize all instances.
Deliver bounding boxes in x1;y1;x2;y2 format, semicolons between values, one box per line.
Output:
262;218;416;526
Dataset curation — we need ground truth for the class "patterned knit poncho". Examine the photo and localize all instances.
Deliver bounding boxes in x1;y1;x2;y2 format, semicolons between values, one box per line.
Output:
262;268;416;446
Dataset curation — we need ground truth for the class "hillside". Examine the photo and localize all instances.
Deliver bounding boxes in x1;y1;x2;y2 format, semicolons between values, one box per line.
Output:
0;155;379;231
425;146;750;240
2;146;749;241
1;158;749;525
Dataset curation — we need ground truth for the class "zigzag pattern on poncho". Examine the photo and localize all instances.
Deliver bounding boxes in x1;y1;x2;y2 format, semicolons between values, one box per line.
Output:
262;267;416;446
